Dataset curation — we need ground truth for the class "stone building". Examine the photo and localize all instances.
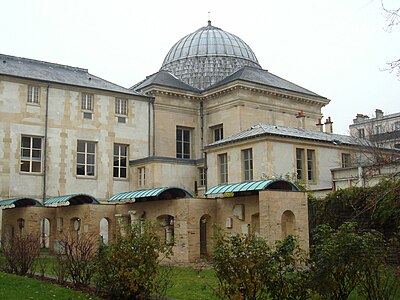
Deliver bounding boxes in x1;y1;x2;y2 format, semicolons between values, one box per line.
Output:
350;109;400;149
0;21;353;259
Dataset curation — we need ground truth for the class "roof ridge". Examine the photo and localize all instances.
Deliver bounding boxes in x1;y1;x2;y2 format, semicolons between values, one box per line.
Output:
0;53;88;73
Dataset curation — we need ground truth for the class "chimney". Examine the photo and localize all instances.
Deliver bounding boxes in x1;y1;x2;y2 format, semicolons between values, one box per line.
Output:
325;117;333;133
296;110;306;129
375;109;383;119
316;118;323;132
353;113;369;124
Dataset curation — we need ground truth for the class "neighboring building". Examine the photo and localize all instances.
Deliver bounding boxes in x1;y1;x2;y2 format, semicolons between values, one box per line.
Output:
350;109;400;149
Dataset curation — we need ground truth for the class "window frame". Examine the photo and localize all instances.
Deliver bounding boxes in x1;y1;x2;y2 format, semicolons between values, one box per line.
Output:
76;140;96;177
218;153;228;184
341;153;351;168
115;98;128;116
20;135;43;173
358;128;365;138
176;127;191;159
198;167;206;187
296;147;316;182
81;93;93;111
27;85;40;104
113;144;128;179
213;125;224;142
242;148;253;181
138;167;146;187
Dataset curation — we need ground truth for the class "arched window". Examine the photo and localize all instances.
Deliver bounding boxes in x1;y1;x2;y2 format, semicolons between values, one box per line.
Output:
40;218;51;248
157;215;174;245
251;213;260;236
281;210;295;239
200;215;212;256
99;218;110;245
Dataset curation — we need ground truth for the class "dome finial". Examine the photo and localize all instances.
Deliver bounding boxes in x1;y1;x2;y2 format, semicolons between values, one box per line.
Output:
208;11;211;26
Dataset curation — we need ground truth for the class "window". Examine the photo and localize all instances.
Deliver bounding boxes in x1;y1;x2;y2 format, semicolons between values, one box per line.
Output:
213;125;223;142
307;149;315;181
342;153;351;168
358;128;365;138
27;86;40;104
394;121;400;131
218;153;228;184
296;148;305;180
138;167;145;187
296;148;315;182
20;136;42;173
81;93;93;111
113;144;127;178
242;148;253;181
375;125;383;134
115;98;128;115
199;167;206;186
176;127;191;159
77;140;96;176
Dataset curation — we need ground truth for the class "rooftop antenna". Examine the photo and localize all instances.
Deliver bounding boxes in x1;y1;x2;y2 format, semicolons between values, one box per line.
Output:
208;11;211;26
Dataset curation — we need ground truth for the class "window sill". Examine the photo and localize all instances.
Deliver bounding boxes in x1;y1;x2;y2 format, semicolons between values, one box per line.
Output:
113;177;129;182
19;171;43;176
76;175;97;180
27;102;40;107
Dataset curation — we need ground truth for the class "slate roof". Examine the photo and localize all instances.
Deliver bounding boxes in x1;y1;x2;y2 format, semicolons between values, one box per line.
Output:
131;70;200;93
206;123;367;149
205;66;324;98
0;54;141;96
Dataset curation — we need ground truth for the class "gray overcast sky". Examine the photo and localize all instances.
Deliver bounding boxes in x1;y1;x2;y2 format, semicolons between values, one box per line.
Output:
1;0;399;134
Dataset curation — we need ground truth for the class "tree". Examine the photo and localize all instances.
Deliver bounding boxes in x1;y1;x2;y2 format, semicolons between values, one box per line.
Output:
382;1;400;77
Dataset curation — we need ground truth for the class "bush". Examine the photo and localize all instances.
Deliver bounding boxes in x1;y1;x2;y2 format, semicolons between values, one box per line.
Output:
1;233;41;275
58;232;98;288
310;222;390;300
212;229;309;300
94;221;173;299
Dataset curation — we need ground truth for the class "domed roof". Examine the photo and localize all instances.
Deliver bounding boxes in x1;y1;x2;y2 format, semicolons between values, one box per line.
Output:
160;21;262;90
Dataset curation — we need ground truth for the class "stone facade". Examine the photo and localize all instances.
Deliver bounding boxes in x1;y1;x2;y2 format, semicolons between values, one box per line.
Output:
2;189;308;262
0;73;149;202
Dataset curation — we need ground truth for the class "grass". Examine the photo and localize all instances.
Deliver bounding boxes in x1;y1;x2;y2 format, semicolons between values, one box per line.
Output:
0;272;101;300
166;267;219;300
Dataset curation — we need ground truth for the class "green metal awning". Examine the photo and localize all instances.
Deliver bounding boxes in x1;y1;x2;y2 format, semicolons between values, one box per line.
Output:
205;179;299;196
0;197;42;208
44;194;100;206
109;186;193;202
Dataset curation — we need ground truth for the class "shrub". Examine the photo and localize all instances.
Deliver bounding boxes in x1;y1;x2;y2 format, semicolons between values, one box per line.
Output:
58;232;98;288
1;233;41;275
94;221;173;299
310;222;387;300
212;229;309;300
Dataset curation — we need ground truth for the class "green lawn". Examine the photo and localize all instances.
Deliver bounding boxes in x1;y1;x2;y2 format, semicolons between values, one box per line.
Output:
0;272;100;300
167;267;219;300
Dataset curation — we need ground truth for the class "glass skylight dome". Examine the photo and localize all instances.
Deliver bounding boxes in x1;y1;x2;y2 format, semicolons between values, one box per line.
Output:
160;21;261;90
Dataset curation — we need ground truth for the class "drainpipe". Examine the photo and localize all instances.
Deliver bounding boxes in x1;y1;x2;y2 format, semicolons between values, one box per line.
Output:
42;84;49;248
200;100;204;155
43;85;50;204
152;97;155;156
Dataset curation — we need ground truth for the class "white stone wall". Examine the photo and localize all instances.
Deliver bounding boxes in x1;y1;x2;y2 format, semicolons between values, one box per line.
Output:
206;137;354;191
0;77;149;201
